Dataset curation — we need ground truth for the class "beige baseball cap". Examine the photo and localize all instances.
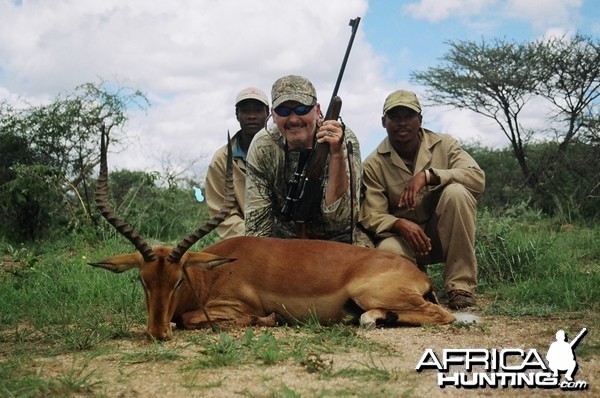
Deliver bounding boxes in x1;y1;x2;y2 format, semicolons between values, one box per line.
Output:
383;89;421;115
235;87;269;107
271;75;317;108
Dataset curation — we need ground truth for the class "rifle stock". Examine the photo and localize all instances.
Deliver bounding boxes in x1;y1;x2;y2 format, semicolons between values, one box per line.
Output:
304;96;342;182
325;95;343;121
291;96;342;228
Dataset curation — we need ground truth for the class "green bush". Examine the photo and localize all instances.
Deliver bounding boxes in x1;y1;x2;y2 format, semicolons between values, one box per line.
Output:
468;140;600;222
96;168;212;245
0;164;68;241
0;82;149;243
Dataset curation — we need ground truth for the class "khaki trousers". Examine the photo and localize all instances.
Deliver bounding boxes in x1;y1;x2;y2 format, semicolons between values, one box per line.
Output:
377;183;478;294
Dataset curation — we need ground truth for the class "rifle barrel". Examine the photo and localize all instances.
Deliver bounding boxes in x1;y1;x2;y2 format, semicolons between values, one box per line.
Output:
279;17;361;229
570;328;588;348
331;17;361;102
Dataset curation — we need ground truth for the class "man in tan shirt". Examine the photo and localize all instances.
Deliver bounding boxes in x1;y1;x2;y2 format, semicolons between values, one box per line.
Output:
360;89;485;309
204;87;270;239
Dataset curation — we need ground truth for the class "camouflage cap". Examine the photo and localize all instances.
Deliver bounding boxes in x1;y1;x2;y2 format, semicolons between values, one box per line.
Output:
235;87;269;107
383;90;421;115
271;75;317;108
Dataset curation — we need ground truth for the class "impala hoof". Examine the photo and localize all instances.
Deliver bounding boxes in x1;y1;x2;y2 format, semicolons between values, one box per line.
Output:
359;313;377;331
452;312;482;324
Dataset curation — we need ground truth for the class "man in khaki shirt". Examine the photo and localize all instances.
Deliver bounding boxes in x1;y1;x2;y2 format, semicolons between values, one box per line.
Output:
360;89;485;309
204;87;269;239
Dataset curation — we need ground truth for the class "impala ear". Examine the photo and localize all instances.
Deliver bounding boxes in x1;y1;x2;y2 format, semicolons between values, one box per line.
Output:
88;253;144;273
185;252;236;270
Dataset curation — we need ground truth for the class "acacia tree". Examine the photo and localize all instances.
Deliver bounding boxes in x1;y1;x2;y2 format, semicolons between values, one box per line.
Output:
537;35;600;151
412;35;600;216
0;82;148;240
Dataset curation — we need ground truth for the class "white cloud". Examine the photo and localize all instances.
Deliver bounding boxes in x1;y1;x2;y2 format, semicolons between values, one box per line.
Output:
504;0;583;30
426;106;505;148
404;0;497;23
403;0;586;36
0;0;593;180
1;0;385;177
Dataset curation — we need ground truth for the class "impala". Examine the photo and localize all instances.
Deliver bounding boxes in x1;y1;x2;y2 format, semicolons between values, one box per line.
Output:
90;130;456;340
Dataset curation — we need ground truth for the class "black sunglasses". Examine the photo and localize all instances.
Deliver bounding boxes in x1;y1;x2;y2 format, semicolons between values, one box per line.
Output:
274;104;315;117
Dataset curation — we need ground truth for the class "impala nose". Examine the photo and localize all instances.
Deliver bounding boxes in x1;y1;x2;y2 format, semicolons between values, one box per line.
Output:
146;326;173;341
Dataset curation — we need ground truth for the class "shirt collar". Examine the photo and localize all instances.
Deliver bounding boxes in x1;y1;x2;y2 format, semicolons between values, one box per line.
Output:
232;132;247;161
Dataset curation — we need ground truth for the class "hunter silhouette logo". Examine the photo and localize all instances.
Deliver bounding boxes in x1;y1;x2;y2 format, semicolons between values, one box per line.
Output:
416;327;589;390
546;328;587;382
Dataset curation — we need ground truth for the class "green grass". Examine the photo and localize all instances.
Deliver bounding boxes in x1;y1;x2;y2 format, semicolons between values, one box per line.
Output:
474;211;600;315
182;323;390;372
0;357;101;397
424;211;600;317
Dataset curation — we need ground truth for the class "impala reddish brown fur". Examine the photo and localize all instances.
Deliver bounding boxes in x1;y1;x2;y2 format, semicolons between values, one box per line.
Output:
90;128;455;340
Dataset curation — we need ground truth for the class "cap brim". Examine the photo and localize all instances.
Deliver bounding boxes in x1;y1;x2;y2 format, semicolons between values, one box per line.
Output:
272;93;316;108
384;102;421;114
236;95;269;107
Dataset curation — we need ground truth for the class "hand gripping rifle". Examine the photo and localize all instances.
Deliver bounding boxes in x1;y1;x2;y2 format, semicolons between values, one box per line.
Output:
279;17;361;238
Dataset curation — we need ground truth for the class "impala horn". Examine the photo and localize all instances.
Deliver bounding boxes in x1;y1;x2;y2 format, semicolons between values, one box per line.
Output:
167;132;235;264
96;125;156;262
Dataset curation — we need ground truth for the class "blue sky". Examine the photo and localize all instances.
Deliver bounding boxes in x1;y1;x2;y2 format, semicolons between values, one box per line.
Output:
0;0;598;177
364;0;599;82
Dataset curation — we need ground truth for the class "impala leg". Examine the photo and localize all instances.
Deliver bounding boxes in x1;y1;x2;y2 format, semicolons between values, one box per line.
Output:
233;312;279;327
360;309;388;330
357;291;456;328
360;302;455;329
180;310;279;329
179;310;214;329
387;301;456;326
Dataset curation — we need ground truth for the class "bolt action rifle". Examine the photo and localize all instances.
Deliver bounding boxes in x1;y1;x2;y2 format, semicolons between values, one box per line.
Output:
279;17;360;238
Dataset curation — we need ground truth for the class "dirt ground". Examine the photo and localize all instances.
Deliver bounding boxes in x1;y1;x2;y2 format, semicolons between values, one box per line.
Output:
17;311;598;398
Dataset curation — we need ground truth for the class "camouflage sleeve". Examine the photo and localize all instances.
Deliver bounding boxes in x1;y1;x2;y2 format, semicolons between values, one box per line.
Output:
244;130;276;237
